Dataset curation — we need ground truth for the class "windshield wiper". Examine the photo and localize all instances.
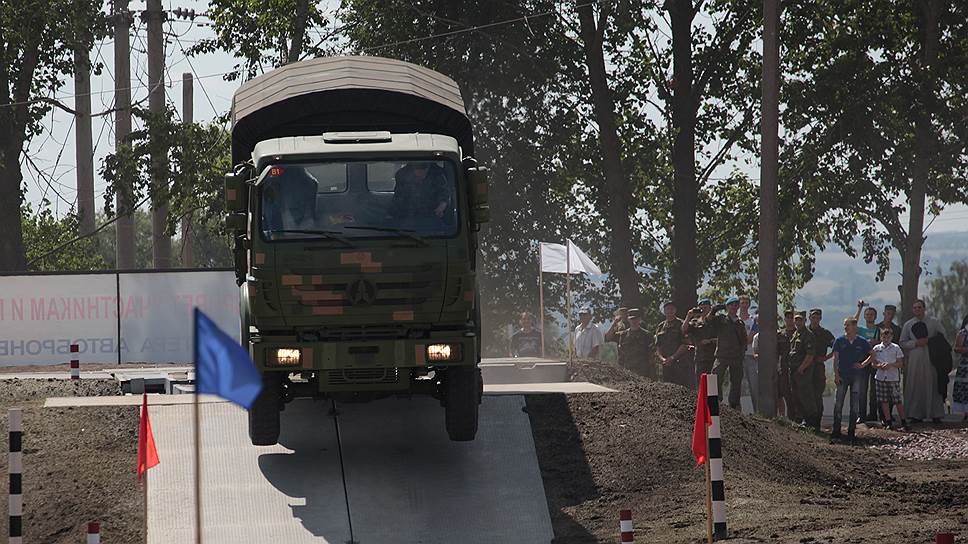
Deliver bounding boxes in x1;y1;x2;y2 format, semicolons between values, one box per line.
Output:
344;226;429;246
267;229;354;247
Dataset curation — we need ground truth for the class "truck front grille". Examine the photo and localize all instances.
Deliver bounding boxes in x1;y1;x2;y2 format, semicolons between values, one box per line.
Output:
326;367;400;386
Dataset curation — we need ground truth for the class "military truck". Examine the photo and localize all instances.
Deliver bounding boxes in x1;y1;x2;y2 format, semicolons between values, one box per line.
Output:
224;57;489;445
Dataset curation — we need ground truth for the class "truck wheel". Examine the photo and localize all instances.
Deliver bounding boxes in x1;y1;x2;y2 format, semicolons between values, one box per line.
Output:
444;367;481;441
248;372;282;446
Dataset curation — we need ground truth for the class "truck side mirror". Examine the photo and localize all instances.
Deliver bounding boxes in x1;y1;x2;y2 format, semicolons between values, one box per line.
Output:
224;172;249;213
224;212;247;232
466;167;490;224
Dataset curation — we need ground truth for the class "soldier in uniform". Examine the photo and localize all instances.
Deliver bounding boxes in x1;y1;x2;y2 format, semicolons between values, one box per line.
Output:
703;296;748;409
655;301;689;386
616;309;655;379
604;307;630;343
777;309;798;420
808;308;836;425
683;299;717;386
790;311;819;428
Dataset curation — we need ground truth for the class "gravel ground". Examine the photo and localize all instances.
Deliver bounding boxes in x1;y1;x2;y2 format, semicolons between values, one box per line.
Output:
530;360;968;543
0;379;143;544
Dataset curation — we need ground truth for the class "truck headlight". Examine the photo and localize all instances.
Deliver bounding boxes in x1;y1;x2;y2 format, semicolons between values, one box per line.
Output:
427;343;461;362
275;348;301;366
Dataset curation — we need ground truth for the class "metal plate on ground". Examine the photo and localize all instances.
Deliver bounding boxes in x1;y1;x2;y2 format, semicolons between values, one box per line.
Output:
147;400;351;544
147;396;554;544
336;395;554;544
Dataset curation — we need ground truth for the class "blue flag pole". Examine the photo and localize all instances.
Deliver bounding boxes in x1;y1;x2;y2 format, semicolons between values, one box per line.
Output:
193;308;203;544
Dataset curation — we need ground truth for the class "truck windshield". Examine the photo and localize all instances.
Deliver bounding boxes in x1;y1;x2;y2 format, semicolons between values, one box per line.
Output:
260;159;459;241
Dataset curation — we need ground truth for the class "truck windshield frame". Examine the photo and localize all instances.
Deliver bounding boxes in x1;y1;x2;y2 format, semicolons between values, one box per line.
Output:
257;158;462;243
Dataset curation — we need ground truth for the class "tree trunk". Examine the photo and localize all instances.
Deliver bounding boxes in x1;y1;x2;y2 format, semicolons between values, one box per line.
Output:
901;0;941;322
577;5;641;306
0;144;27;271
287;0;311;63
668;0;700;314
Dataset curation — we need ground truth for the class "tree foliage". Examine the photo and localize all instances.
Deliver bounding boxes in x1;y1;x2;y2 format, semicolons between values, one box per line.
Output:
22;201;105;272
782;0;968;317
925;260;968;337
188;0;339;79
0;0;107;271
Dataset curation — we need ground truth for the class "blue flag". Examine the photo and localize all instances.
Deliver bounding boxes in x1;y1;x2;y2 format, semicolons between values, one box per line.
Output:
194;308;263;409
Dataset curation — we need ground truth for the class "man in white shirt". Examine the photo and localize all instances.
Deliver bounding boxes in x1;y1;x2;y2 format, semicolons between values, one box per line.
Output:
574;309;604;360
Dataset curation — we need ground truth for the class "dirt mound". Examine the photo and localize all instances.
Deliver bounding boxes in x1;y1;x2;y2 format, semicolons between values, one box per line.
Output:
0;379;120;404
0;380;140;544
530;361;968;542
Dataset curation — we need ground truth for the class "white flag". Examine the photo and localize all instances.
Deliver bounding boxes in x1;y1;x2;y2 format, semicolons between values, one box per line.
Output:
539;240;602;275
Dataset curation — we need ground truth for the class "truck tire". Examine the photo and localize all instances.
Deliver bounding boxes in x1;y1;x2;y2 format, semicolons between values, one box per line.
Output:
248;373;282;446
444;366;481;441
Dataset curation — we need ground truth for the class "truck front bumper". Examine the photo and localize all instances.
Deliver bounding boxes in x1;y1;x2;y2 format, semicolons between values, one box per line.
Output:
251;336;477;392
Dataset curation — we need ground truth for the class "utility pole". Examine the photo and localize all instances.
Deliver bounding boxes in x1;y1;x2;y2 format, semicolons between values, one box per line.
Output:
73;7;95;237
146;0;171;268
756;0;780;418
113;0;135;269
180;72;194;268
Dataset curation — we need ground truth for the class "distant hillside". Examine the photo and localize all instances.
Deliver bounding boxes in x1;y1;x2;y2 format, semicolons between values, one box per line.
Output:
794;231;968;321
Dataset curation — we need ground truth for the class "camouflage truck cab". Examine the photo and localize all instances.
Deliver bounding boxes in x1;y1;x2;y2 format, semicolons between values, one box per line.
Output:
224;57;489;445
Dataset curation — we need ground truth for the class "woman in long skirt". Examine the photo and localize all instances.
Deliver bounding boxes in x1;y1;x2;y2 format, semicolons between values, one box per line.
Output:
952;314;968;419
899;300;946;422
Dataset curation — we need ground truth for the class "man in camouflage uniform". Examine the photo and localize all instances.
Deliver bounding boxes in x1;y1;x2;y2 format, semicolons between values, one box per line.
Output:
777;309;798;420
616;309;655;379
683;299;717;387
655;301;690;387
808;308;835;425
704;296;748;409
790;311;819;428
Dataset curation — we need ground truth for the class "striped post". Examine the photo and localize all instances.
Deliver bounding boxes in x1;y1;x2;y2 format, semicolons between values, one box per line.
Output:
69;344;80;380
619;509;633;543
86;522;100;544
706;374;727;540
9;408;23;544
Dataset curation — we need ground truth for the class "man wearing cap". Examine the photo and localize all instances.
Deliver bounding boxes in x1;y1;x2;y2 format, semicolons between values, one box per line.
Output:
808;308;836;424
775;309;798;419
574;309;605;360
790;311;819;428
683;299;717;386
615;309;655;378
655;302;690;386
604;307;630;344
702;296;748;409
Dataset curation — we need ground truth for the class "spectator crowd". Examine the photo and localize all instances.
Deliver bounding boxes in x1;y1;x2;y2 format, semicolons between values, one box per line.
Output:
508;298;968;442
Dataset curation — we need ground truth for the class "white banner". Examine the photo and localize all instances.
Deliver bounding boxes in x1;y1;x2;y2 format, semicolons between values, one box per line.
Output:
118;271;239;364
0;274;118;365
0;270;240;366
539;240;602;275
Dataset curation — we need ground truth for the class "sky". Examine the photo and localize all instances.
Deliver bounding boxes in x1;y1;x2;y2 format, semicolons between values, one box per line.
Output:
23;0;968;237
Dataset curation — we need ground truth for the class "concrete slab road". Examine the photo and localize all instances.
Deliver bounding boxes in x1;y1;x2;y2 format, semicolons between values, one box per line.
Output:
148;396;554;544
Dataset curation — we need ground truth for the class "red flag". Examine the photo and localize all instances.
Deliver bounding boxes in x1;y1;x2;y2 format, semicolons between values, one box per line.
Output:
692;373;712;466
137;393;160;479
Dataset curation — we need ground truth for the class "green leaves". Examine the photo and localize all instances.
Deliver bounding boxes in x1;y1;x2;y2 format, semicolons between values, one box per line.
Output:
22;200;105;272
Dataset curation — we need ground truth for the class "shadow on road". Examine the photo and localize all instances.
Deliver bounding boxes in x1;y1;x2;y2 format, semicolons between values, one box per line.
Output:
257;399;353;543
525;393;599;543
